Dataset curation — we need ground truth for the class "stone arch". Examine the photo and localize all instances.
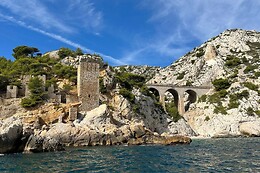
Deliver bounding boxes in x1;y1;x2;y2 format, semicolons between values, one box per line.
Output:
148;87;160;102
184;89;197;112
165;89;179;108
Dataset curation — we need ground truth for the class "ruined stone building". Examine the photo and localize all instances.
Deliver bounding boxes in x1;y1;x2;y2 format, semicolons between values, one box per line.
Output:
6;75;47;99
5;61;100;121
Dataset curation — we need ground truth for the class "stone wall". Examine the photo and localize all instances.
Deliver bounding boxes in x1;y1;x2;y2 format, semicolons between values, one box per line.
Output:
47;85;61;103
77;62;99;112
66;94;78;104
69;106;78;121
6;85;18;98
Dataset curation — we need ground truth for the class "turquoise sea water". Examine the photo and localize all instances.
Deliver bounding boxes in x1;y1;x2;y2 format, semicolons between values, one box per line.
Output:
0;138;259;172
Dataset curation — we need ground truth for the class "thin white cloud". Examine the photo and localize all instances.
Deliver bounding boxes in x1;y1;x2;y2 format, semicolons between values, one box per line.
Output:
0;13;124;66
122;0;260;65
0;0;103;34
66;0;103;31
0;0;73;33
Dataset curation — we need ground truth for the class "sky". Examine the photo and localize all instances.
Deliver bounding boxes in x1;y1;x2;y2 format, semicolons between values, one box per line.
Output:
1;0;260;67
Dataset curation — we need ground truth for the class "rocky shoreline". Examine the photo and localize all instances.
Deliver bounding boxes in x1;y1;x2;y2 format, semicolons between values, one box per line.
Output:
0;116;191;154
1;108;258;154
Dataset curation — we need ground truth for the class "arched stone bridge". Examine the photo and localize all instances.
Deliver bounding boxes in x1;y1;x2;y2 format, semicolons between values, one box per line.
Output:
147;84;211;115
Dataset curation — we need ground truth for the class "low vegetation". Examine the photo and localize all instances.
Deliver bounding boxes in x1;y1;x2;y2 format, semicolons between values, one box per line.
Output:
0;46;78;93
224;55;241;67
176;72;185;80
165;102;182;122
243;82;259;91
212;78;231;91
21;77;45;108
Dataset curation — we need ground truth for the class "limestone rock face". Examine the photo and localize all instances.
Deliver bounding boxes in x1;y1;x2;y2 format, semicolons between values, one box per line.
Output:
0;117;23;153
239;121;260;137
80;104;108;128
148;29;260;137
37;99;193;147
0;98;22;119
168;119;197;136
204;44;217;61
44;50;60;59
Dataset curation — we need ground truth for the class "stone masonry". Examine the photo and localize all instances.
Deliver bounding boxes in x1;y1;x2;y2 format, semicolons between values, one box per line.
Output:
6;85;18;98
147;84;211;115
77;62;99;112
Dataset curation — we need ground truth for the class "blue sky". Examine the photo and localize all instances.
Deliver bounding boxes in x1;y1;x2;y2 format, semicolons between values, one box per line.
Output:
1;0;260;66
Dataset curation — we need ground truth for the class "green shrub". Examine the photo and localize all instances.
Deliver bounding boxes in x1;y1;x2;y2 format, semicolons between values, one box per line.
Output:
21;97;38;108
53;63;77;81
176;72;185;80
99;78;107;94
21;77;45;108
132;104;140;113
58;47;75;59
237;90;249;99
214;105;227;115
195;48;204;57
62;84;72;94
198;94;207;102
212;78;231;91
119;88;135;103
219;89;228;98
186;81;192;86
246;107;255;116
0;75;9;92
229;70;238;78
208;93;221;105
244;65;257;73
243;82;258;91
228;100;239;109
228;91;250;109
165;102;182;122
225;55;241;67
255;110;260;117
254;71;260;78
116;72;145;90
204;116;210;121
242;56;249;64
45;78;58;88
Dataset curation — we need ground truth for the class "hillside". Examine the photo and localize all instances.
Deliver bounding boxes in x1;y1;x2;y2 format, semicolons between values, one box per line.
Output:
0;29;260;154
149;29;260;137
0;46;193;153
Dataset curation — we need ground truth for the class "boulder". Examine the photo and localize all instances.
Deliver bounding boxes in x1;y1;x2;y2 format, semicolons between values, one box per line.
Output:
146;135;192;145
24;135;64;153
239;121;260;137
127;134;192;145
0;117;23;153
129;124;146;138
24;135;44;153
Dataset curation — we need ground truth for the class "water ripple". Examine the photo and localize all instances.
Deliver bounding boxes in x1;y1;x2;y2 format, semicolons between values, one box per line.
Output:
0;138;259;172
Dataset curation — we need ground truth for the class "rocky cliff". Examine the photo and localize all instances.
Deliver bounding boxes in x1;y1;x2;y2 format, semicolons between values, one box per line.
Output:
1;29;260;154
149;29;260;137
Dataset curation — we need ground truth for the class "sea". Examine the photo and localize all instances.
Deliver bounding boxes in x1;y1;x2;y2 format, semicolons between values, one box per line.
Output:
0;137;259;172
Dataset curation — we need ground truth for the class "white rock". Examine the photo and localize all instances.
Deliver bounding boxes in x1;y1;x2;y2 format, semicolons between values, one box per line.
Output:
239;121;260;136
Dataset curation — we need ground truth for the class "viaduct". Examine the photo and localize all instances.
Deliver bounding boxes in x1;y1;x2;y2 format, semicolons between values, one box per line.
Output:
147;84;211;115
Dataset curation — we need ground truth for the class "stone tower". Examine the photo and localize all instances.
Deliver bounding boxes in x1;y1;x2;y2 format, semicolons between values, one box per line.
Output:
77;62;99;112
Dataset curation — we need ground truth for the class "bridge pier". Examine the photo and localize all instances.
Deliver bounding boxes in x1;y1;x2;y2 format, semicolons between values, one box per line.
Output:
159;92;166;111
178;93;185;115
